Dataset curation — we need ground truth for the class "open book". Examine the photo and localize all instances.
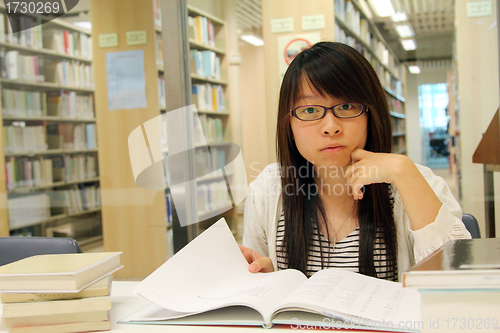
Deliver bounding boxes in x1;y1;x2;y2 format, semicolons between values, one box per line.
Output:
120;219;420;331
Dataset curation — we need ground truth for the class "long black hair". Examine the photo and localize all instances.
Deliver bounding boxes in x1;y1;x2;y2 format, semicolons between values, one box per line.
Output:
276;42;396;278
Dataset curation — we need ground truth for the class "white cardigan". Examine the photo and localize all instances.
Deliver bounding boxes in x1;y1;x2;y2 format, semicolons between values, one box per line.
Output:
242;163;471;281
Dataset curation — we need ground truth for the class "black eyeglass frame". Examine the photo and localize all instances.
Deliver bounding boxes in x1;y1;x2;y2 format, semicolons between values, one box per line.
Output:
289;103;368;121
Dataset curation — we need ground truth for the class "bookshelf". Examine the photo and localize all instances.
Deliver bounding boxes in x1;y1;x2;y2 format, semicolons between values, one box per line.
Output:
0;5;102;248
447;44;461;201
334;0;406;154
160;0;240;253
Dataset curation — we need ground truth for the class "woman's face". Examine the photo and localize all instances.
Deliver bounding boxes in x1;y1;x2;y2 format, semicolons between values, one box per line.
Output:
290;78;368;170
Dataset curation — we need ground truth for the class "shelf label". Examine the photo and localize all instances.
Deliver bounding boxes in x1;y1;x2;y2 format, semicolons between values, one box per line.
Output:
271;17;294;33
302;14;325;31
99;33;118;48
467;1;492;17
126;31;147;46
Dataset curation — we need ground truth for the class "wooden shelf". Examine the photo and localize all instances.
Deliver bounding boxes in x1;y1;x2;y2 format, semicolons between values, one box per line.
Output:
385;87;406;103
0;78;94;92
189;39;226;55
8;177;100;194
335;15;400;81
196;172;233;184
348;0;402;80
196;110;230;116
198;203;233;221
187;5;225;25
9;208;102;231
390;111;406;119
5;149;98;157
190;74;228;85
0;41;92;62
78;235;104;248
2;115;96;123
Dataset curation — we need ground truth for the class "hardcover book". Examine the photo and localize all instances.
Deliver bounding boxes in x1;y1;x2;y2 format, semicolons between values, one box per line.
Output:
403;238;500;289
120;219;420;331
0;252;122;293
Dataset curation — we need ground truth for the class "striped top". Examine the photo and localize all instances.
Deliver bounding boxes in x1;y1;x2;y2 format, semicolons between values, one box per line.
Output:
276;211;397;281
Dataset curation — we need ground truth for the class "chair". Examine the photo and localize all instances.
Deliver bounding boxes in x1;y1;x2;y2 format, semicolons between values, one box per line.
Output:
462;214;481;239
0;237;82;266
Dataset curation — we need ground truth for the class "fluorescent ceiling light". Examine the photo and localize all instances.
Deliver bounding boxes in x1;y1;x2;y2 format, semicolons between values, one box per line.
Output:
392;12;407;22
408;66;420;74
401;39;417;50
395;24;415;38
74;21;92;30
240;35;264;46
371;0;396;17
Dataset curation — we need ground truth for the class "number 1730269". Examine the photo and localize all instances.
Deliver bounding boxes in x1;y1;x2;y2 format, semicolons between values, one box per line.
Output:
5;1;61;14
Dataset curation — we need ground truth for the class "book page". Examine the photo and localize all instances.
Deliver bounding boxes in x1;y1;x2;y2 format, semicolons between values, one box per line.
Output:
119;303;267;327
275;269;420;325
134;218;307;324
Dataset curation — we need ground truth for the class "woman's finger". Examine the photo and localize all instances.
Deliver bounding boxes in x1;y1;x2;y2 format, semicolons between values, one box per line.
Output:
248;257;274;273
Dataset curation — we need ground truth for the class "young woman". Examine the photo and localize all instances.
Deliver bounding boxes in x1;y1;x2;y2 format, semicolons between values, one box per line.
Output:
240;42;470;281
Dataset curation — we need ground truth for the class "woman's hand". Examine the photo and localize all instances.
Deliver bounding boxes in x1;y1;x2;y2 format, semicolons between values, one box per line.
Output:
346;148;409;200
238;245;274;273
346;148;442;231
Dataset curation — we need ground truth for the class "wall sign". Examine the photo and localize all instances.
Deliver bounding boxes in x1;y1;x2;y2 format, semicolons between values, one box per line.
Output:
126;31;147;45
99;33;118;48
302;14;325;31
467;1;492;17
271;17;294;33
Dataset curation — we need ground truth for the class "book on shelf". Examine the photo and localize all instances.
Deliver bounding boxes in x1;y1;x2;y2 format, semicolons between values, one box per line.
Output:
189;15;215;47
46;90;95;119
190;50;221;80
44;60;93;89
1;51;44;82
0;252;122;293
5;156;53;190
43;29;92;59
153;0;162;28
155;32;163;67
46;215;102;241
2;14;43;48
403;238;500;289
0;12;5;43
1;89;47;117
158;74;166;109
7;194;50;230
3;125;47;153
196;180;231;215
192;83;225;112
119;218;420;331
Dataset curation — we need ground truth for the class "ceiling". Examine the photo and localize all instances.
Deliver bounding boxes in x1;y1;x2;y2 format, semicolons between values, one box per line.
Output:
64;0;451;63
236;0;262;31
372;0;455;62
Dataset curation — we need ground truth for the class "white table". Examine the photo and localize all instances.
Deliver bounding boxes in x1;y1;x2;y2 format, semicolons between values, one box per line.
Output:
0;281;375;332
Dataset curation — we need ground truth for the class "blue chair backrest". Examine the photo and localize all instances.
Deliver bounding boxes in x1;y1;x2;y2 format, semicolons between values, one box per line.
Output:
462;214;481;239
0;237;82;266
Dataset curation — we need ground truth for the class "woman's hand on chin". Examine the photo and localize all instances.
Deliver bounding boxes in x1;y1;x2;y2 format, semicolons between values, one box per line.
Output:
346;148;410;200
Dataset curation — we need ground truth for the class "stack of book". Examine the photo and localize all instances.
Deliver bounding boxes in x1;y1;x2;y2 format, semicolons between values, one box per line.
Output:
403;238;500;333
0;252;122;333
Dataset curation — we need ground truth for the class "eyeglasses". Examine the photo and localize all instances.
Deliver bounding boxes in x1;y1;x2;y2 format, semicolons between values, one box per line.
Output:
290;103;368;121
